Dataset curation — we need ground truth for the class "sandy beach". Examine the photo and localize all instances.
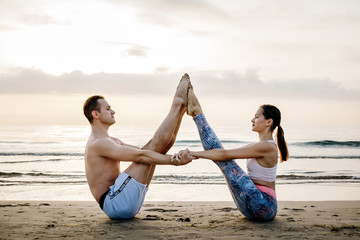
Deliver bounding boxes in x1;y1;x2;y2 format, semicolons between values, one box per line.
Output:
1;201;359;239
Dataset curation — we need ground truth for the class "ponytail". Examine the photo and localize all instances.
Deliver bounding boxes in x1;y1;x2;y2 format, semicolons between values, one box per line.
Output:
261;104;289;162
276;125;289;162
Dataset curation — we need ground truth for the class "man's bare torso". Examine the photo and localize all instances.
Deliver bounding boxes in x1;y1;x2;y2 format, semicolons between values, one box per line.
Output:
85;135;122;203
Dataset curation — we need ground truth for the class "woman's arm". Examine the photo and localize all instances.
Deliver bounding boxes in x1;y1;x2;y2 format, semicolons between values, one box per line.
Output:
189;142;272;161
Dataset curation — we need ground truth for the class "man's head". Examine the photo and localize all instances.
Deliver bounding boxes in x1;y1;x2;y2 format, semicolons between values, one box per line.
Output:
83;95;105;123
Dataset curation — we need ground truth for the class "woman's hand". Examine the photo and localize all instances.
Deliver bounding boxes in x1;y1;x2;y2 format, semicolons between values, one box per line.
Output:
171;149;195;166
177;149;198;162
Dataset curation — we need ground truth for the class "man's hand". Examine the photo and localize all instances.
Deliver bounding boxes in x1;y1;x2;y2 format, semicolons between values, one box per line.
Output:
176;149;198;165
171;149;196;166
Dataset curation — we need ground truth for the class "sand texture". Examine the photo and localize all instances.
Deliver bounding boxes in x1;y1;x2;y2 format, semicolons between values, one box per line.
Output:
1;201;359;239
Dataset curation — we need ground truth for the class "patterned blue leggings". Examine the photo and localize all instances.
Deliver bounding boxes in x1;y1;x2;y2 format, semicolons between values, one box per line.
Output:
194;113;277;221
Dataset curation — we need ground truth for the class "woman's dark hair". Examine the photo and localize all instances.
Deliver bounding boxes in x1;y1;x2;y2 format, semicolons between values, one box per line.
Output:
261;104;289;162
83;95;104;123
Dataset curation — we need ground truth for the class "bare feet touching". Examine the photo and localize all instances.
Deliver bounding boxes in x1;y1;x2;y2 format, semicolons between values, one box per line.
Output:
187;83;203;117
174;73;202;117
174;73;190;109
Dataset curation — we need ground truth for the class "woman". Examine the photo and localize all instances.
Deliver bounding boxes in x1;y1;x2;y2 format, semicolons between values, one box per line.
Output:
180;85;288;221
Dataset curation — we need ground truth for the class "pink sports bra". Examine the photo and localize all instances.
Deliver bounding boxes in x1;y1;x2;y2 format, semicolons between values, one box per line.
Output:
246;140;277;182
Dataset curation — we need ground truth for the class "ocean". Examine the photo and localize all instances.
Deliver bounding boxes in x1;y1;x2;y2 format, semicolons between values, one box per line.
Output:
0;124;359;202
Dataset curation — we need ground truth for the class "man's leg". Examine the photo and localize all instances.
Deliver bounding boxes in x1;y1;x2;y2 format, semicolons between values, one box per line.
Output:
124;74;190;187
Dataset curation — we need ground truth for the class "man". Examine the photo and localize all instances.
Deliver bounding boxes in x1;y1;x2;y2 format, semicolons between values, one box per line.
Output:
83;74;194;219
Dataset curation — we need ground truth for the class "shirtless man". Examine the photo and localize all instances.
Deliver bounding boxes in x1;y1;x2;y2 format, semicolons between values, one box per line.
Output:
83;74;194;219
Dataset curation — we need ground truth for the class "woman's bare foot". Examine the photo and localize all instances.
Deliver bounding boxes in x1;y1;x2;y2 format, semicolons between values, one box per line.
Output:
173;73;190;109
187;84;203;117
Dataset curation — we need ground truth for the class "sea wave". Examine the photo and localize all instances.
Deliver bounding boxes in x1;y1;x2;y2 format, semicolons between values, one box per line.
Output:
0;159;69;164
294;140;360;147
152;174;360;183
1;153;358;161
1;139;359;148
291;156;359;159
175;139;360;148
1;172;358;186
175;140;247;144
0;140;57;144
0;180;87;186
276;174;359;180
0;152;83;157
0;171;84;178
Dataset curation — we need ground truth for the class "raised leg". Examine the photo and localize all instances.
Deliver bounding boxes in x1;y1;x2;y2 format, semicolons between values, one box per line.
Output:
188;86;277;221
124;74;190;187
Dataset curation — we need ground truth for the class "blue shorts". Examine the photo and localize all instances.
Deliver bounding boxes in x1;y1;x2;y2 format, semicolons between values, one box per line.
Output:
101;172;148;219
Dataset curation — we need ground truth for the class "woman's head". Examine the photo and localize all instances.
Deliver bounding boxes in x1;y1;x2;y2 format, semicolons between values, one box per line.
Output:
260;104;289;162
251;105;280;133
260;104;281;131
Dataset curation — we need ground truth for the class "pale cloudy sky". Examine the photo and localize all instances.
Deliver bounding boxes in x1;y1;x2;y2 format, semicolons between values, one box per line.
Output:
0;0;359;127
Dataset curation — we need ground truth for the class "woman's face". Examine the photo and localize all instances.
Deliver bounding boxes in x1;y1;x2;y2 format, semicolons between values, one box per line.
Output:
251;108;269;132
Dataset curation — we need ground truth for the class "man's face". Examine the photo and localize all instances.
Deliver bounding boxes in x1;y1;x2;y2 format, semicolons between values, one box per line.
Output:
96;99;116;125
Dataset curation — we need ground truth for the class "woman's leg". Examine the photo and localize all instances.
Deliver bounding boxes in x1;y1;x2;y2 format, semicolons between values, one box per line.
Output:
193;113;277;221
188;87;277;221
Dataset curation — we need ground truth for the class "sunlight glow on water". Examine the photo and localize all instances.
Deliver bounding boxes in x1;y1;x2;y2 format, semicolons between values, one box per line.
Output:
0;125;359;201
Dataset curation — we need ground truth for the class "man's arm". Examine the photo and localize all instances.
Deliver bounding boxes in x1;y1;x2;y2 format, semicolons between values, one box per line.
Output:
109;136;140;149
94;138;192;165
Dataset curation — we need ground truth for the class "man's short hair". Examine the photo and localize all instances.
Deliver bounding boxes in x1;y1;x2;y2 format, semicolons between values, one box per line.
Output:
83;95;104;123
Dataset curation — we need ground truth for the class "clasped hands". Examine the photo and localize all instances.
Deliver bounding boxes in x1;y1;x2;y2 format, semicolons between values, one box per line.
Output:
171;149;198;166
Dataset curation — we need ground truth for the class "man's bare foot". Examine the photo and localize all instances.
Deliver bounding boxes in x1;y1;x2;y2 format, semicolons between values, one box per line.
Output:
174;73;190;108
187;84;203;117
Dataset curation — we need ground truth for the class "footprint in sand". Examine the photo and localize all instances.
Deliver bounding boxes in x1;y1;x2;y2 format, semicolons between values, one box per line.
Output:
214;207;238;212
287;217;296;222
144;208;178;212
291;208;305;212
177;217;191;222
142;215;164;221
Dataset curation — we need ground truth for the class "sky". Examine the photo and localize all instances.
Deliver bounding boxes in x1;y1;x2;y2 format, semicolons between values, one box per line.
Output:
0;0;359;130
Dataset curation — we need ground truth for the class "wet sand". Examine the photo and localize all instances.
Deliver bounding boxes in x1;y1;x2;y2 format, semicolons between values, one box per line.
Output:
1;201;359;239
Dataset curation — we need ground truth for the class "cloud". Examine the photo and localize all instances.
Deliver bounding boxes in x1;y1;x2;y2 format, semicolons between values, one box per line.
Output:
154;67;170;74
0;68;175;95
19;13;59;25
106;41;148;57
189;71;360;100
107;0;229;29
0;0;61;29
122;48;147;57
0;67;358;100
0;24;16;31
106;41;148;50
